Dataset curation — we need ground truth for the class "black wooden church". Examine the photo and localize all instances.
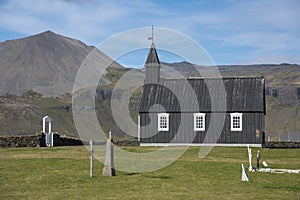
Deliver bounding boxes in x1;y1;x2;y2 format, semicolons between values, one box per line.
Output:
138;41;266;146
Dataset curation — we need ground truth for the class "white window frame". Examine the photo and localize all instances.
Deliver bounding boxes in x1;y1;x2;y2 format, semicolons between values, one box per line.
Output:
158;113;169;131
230;113;243;131
193;113;206;131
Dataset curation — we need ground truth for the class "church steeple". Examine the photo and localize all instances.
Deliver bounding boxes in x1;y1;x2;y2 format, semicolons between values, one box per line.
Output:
145;42;160;65
145;26;160;84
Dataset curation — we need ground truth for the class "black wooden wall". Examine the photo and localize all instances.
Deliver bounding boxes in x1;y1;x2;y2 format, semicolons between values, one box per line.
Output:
140;112;264;144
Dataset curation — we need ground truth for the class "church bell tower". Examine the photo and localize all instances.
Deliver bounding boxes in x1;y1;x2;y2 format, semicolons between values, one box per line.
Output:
144;26;160;84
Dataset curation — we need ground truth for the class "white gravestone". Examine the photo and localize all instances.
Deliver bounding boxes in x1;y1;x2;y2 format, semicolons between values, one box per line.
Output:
241;164;249;182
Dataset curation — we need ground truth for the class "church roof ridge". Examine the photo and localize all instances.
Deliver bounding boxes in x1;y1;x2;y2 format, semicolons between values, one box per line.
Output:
145;41;160;65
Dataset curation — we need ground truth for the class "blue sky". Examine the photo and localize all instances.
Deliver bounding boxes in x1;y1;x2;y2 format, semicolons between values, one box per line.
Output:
0;0;299;66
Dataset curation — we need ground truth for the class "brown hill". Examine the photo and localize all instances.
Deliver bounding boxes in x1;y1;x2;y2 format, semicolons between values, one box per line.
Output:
0;30;121;96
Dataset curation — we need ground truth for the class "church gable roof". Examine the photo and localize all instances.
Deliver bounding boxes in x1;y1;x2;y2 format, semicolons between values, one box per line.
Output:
139;76;265;113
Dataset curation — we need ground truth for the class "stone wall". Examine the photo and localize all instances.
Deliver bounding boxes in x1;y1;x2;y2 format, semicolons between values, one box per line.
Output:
0;133;85;147
53;134;85;146
0;133;140;147
0;133;45;147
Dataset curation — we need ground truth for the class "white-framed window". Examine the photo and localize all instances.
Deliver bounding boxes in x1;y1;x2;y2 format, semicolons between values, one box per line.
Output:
230;113;243;131
158;113;169;131
193;113;205;131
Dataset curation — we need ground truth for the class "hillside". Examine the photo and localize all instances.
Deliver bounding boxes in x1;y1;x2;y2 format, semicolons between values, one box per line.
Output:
161;62;300;87
0;67;131;139
0;30;122;96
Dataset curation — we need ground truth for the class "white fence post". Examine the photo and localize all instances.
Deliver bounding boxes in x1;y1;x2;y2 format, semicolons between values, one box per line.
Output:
247;145;253;171
89;139;93;178
138;115;140;141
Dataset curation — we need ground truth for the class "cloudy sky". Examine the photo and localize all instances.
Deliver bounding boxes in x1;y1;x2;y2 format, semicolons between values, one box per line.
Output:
0;0;299;65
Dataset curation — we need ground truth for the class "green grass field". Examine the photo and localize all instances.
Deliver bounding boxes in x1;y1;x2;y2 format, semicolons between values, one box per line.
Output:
0;146;299;199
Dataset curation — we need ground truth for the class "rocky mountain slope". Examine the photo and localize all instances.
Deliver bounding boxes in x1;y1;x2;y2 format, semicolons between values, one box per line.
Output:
0;30;122;96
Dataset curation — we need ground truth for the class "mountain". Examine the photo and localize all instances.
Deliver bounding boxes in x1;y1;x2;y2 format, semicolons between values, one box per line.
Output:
160;61;300;87
0;30;122;96
0;31;127;138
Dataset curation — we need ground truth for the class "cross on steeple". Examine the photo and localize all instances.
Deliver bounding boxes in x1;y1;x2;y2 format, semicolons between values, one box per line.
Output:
148;25;154;42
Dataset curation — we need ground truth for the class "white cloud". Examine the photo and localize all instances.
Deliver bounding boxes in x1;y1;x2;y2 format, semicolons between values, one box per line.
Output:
0;0;130;44
0;0;299;64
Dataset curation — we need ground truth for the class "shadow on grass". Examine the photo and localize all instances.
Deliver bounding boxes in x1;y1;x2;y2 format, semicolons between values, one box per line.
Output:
145;175;172;180
125;173;140;176
125;173;172;180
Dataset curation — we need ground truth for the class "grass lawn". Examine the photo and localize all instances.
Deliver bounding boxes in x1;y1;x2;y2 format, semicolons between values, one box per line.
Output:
0;146;299;199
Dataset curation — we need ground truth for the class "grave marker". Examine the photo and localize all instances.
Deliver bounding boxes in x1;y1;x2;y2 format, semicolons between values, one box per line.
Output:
241;164;249;182
102;132;116;176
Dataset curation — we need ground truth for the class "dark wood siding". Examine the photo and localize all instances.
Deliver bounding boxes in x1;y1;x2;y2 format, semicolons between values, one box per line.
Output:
140;112;264;144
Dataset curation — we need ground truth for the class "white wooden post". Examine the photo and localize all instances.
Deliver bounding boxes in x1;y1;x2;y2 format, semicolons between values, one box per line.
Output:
138;115;140;141
247;145;253;171
89;139;93;177
50;121;53;147
48;120;52;135
50;133;53;147
42;119;45;133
